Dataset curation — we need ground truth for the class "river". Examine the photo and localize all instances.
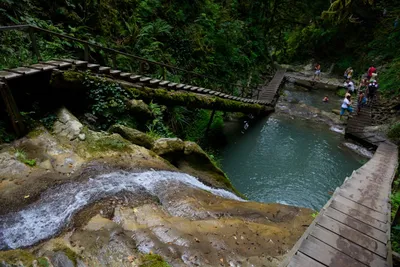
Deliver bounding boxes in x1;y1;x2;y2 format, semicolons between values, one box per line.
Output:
221;84;362;211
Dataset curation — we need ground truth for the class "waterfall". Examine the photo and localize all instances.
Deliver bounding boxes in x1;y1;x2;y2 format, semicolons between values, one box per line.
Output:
0;171;242;250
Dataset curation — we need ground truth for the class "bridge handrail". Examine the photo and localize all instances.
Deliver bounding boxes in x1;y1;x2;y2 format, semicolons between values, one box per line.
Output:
0;24;258;96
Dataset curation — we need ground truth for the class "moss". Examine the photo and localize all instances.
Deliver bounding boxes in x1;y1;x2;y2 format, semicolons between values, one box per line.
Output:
82;128;132;153
0;249;35;266
88;134;132;153
27;127;45;138
54;246;79;265
388;122;400;143
53;71;272;115
139;254;171;267
37;257;50;267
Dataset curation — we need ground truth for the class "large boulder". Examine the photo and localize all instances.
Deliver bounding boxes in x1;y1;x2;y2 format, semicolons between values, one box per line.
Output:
53;107;85;141
109;124;154;149
152;138;185;157
127;99;153;121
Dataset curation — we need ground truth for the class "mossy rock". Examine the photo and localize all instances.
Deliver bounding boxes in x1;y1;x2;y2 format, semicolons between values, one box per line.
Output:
83;129;132;154
109;124;154;149
139;254;171;267
152;138;185;159
332;109;341;115
127;99;154;121
0;249;35;266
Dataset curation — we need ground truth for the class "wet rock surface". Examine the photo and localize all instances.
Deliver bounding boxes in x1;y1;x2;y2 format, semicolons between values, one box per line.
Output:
109;124;154;149
0;108;313;266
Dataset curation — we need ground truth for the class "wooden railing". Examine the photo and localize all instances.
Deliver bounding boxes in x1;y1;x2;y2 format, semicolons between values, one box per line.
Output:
0;25;262;99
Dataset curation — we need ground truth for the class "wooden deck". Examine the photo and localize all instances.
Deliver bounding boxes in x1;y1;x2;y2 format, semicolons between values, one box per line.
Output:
0;59;285;107
258;69;286;105
346;101;386;148
281;141;398;267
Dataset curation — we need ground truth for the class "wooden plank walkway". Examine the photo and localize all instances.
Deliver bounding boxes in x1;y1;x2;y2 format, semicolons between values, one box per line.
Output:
346;100;386;148
0;59;286;107
258;69;286;104
281;142;398;267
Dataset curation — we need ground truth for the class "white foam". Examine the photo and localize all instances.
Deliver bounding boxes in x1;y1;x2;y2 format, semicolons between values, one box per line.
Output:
0;171;242;249
330;126;345;135
343;143;373;159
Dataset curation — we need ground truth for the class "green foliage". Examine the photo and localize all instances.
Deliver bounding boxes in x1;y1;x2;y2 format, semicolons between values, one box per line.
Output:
37;257;50;267
311;211;319;218
379;59;400;96
139;254;171;267
183;110;224;143
336;88;347;97
15;149;36;167
146;102;174;138
83;73;131;130
388;122;400;143
40;113;58;131
391;191;400;253
0;121;16;143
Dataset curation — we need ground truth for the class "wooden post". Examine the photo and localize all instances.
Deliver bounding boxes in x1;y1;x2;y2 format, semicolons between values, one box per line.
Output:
112;54;117;69
84;43;89;61
205;109;216;136
28;28;42;61
0;82;25;136
162;67;166;80
139;61;144;74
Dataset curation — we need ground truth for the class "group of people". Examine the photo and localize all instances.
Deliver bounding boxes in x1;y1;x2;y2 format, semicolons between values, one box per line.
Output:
339;65;379;119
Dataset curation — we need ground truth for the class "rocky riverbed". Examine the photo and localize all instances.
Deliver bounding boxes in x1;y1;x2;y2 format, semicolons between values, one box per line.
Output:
0;108;312;267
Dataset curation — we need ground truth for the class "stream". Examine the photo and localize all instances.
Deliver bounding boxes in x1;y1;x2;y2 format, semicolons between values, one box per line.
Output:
221;84;363;211
0;171;241;250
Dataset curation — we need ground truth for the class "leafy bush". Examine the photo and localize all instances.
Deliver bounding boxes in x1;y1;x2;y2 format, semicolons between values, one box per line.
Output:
84;74;131;130
388;122;400;143
146;102;174;138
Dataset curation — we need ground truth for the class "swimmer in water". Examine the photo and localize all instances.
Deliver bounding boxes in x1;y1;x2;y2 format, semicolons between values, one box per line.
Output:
323;96;329;102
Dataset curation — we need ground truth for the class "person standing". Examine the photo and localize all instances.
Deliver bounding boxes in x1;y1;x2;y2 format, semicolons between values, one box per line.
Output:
367;80;378;104
313;63;321;81
344;79;355;93
367;66;376;80
357;90;367;114
340;95;353;119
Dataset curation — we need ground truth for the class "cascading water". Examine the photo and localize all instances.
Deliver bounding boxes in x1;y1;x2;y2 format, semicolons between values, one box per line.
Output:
0;171;242;250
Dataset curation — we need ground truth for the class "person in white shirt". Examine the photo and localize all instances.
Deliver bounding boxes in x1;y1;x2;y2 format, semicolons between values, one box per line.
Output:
340;95;353;119
343;79;355;93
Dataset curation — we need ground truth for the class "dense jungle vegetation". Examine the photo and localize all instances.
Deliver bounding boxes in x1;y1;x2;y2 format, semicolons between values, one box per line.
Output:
0;0;399;140
2;0;400;257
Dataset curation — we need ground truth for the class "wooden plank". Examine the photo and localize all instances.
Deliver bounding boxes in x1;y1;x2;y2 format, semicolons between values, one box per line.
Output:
176;84;185;89
43;60;72;68
8;67;40;75
87;63;100;69
317;216;387;258
299;236;366;267
324;207;387;243
167;82;178;88
0;71;21;80
159;81;170;86
30;63;57;71
337;186;390;214
140;77;152;82
183;85;192;90
310;225;388;267
98;66;111;73
129;75;142;81
110;70;122;75
288;252;326;267
330;200;388;233
333;195;388;223
120;72;131;78
150;79;161;84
